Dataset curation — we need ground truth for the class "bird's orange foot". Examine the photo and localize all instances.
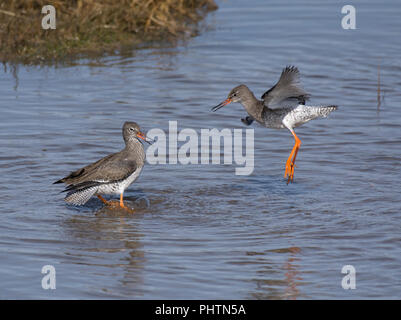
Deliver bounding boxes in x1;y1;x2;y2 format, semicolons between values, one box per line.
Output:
107;201;135;213
97;195;134;213
120;204;135;214
284;146;299;184
106;200;121;207
284;160;296;184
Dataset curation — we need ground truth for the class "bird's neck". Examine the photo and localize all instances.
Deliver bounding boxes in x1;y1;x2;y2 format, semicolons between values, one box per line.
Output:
241;94;264;123
125;139;145;163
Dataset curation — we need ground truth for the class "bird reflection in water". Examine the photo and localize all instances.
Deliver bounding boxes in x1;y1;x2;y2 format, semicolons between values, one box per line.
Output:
283;246;302;300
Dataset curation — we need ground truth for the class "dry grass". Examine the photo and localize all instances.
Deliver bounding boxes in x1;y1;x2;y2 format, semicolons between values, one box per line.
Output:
0;0;217;64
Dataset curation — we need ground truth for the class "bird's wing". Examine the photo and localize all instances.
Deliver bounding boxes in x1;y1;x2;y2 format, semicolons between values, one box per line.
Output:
261;66;310;108
82;156;139;183
60;158;139;198
56;152;138;186
54;153;115;185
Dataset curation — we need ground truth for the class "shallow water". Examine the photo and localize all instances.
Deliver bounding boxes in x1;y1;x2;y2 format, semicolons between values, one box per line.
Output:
1;0;401;299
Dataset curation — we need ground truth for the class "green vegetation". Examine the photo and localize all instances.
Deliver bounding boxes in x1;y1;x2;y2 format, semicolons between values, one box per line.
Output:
0;0;217;64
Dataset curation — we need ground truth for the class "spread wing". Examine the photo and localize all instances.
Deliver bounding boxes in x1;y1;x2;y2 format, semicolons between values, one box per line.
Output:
261;66;310;108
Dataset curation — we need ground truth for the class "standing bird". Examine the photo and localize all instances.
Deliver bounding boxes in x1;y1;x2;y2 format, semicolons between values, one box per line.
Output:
54;122;151;210
211;66;337;183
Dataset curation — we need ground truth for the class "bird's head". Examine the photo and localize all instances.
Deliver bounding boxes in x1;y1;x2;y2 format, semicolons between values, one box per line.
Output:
211;84;250;112
123;122;153;145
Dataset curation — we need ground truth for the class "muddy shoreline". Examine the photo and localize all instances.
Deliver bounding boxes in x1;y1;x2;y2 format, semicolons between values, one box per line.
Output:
0;0;217;65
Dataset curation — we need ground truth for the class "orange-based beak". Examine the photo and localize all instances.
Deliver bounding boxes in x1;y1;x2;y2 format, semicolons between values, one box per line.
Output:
211;98;232;112
136;131;153;144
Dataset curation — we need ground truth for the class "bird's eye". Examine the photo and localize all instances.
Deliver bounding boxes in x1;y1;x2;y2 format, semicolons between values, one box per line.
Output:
233;93;237;96
129;127;135;132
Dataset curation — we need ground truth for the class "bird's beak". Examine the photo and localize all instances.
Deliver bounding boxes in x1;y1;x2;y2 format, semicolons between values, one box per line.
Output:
211;98;232;112
136;131;154;144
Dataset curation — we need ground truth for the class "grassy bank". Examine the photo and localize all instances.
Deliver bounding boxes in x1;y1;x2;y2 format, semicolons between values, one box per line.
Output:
0;0;217;65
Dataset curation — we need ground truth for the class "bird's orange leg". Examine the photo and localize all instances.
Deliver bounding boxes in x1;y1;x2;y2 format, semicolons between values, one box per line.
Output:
284;130;301;184
120;193;135;213
120;193;124;208
98;195;119;207
285;145;297;177
97;195;110;205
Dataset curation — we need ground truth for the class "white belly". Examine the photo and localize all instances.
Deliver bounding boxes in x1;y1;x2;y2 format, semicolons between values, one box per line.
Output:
96;167;143;195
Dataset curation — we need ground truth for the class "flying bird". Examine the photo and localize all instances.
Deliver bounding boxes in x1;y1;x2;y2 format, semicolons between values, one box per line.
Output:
212;66;337;183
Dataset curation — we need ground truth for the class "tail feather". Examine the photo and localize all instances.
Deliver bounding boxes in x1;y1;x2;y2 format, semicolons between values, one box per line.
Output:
53;168;85;185
290;104;337;128
318;105;338;117
64;187;97;205
61;180;103;205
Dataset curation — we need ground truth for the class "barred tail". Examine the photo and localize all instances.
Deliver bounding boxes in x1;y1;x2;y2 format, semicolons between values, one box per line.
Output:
317;105;338;118
64;187;97;205
62;181;101;205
